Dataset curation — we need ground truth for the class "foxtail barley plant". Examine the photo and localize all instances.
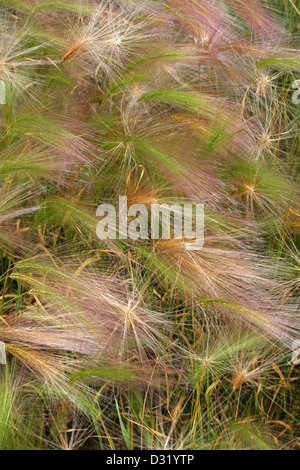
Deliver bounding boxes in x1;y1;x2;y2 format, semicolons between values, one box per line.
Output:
0;0;299;450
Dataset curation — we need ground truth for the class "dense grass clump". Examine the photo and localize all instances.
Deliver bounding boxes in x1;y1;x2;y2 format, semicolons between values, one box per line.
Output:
0;0;299;450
